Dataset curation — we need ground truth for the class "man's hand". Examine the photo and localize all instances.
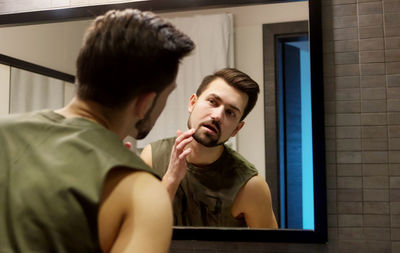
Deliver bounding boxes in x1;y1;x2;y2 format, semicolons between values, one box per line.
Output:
162;129;195;200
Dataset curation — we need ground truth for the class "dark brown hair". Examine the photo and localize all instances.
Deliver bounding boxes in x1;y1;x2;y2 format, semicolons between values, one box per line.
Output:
76;9;194;108
196;68;260;121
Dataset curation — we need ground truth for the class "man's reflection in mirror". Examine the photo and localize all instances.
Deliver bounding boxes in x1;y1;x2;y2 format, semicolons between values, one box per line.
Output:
141;68;277;228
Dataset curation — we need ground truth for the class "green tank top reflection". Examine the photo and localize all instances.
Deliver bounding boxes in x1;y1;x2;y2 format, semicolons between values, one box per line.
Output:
0;110;156;253
151;137;258;227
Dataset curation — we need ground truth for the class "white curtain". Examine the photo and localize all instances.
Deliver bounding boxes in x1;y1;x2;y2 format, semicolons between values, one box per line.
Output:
136;13;234;149
10;67;64;114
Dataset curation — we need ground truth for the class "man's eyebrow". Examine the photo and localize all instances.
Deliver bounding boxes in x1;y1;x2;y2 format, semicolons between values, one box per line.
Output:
208;93;242;113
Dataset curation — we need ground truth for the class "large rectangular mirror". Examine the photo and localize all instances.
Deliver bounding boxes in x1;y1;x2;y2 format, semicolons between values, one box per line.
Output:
0;0;326;243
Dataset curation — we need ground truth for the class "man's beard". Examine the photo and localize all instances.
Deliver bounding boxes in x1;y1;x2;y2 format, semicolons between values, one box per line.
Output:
187;117;228;147
134;96;159;140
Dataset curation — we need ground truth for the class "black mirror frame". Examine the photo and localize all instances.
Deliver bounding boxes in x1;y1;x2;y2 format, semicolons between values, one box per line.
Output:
0;0;326;243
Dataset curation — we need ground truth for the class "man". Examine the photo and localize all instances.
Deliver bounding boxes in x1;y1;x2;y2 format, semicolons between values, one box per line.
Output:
141;68;277;228
0;9;194;253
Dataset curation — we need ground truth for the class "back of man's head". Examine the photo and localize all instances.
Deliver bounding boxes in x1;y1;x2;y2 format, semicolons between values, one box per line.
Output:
76;9;195;109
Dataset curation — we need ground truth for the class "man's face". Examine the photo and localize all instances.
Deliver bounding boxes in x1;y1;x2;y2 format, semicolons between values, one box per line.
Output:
134;81;176;139
187;78;248;147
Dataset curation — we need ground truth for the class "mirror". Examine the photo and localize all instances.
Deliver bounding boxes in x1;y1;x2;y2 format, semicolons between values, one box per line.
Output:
0;0;326;243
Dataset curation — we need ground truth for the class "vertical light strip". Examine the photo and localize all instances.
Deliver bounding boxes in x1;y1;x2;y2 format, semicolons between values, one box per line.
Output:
300;47;314;230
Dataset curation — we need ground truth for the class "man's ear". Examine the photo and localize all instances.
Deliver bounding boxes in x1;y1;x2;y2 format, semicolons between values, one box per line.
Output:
188;94;198;113
134;92;157;119
231;121;245;137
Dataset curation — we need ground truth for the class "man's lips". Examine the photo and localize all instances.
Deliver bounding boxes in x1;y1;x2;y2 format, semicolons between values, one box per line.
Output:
201;123;218;134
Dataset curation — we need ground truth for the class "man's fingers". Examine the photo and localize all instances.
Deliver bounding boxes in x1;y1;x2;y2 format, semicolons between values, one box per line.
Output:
178;148;192;160
176;136;193;151
175;128;195;145
124;141;132;149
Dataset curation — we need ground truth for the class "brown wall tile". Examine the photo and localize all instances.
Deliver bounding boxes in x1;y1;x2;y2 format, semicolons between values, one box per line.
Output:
388;99;400;112
335;52;359;64
364;201;390;214
334;27;359;40
388;126;400;137
360;38;384;51
337;88;361;100
338;164;362;176
387;74;400;87
389;151;400;163
362;126;388;138
384;13;400;26
334;40;359;52
361;87;387;99
383;1;400;14
333;4;357;17
338;151;362;163
364;190;390;201
363;175;390;188
337;126;361;138
338;176;363;188
361;50;385;63
362;138;388;150
363;163;389;176
360;63;386;75
336;76;360;88
388;113;400;124
359;26;384;39
364;228;391;241
362;100;387;113
333;15;358;29
385;49;400;62
360;75;385;87
338;189;363;201
359;14;383;27
361;113;387;125
362;151;388;163
364;214;391;226
385;37;400;49
337;139;362;150
358;2;383;15
385;25;400;37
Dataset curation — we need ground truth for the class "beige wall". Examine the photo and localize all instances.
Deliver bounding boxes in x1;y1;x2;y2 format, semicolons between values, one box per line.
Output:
0;20;90;75
0;0;147;14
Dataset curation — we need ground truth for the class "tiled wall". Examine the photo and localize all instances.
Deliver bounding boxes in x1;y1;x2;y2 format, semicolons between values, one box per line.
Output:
173;0;400;252
1;0;399;252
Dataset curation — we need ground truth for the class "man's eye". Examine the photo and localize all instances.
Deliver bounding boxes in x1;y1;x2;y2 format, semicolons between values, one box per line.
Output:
226;110;235;117
208;99;216;105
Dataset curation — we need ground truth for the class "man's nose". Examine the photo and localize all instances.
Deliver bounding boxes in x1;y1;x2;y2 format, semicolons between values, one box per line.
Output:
210;106;224;121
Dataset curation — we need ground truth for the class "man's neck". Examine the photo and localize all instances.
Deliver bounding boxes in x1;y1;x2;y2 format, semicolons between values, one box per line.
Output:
55;97;136;139
186;140;224;166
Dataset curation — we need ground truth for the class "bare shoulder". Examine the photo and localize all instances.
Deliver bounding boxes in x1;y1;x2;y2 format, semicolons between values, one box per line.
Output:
235;175;272;203
140;144;153;167
99;168;172;253
232;175;277;229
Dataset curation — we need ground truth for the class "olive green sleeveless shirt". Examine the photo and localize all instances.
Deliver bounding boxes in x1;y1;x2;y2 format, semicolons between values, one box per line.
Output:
151;137;258;227
0;110;156;253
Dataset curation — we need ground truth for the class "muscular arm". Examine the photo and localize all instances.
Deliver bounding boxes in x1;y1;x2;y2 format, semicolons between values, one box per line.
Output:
232;175;278;229
98;169;172;253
